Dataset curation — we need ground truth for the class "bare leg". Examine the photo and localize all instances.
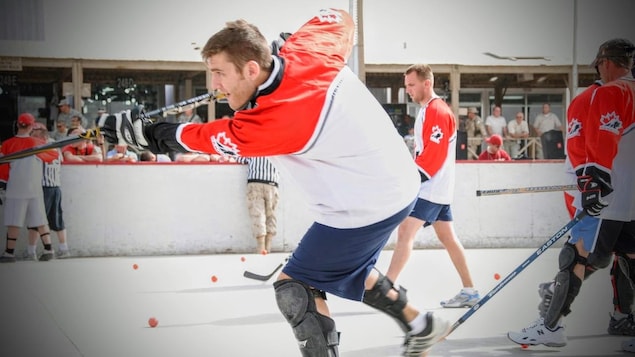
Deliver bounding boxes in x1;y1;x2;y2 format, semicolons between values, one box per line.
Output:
386;216;424;283
432;220;474;288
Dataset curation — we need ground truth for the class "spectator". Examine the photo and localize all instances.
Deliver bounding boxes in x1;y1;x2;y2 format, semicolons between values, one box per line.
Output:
478;134;511;161
56;98;84;128
29;123;71;259
236;157;280;253
177;107;203;124
106;143;138;162
51;121;68;141
62;128;103;162
387;63;480;310
465;107;486;159
139;151;172;162
507;111;530;159
67;114;85;134
0;113;58;263
533;103;563;159
485;105;508;137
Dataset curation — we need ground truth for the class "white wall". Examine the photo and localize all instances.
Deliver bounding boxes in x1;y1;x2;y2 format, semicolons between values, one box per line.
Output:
0;161;572;256
1;0;634;65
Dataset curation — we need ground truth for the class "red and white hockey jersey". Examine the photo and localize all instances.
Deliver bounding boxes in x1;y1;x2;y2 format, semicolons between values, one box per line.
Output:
175;9;420;228
413;96;456;204
584;76;635;221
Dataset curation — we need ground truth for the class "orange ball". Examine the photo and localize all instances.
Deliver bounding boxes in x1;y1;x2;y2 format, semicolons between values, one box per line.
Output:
494;273;501;280
260;249;268;255
148;317;158;328
133;264;138;270
240;256;246;262
211;275;218;283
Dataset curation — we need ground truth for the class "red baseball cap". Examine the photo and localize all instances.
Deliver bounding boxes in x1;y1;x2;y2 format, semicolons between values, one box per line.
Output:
17;113;36;127
486;134;503;147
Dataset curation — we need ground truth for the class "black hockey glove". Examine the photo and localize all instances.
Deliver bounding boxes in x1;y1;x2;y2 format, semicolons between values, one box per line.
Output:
576;166;613;216
97;108;149;151
0;181;6;206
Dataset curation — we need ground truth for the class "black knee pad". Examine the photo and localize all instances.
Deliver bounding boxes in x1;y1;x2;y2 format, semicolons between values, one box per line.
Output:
544;243;585;329
611;253;635;314
274;279;339;357
362;273;410;333
587;250;613;270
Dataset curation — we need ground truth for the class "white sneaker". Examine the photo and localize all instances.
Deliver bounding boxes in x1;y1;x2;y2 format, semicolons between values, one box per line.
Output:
622;338;635;352
507;317;567;347
56;250;72;259
440;289;480;308
24;251;39;261
403;312;451;356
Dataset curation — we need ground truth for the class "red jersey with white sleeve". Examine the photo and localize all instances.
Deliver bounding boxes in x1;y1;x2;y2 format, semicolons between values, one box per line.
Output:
563;81;602;217
0;135;57;199
413;96;456;204
173;9;419;228
584;76;635;221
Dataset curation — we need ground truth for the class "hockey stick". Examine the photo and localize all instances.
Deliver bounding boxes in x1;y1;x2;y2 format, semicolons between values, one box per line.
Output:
140;91;225;119
0;128;101;164
243;255;290;281
476;184;576;197
446;211;587;336
0;92;224;164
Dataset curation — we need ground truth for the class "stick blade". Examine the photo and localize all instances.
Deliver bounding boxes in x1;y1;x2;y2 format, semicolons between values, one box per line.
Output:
243;263;283;281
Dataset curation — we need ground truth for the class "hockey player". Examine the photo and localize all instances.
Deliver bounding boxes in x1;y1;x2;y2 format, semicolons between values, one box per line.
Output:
385;64;480;308
98;8;450;356
508;38;635;351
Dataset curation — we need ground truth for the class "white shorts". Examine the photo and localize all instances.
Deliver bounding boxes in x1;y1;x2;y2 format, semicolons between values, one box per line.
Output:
3;197;48;228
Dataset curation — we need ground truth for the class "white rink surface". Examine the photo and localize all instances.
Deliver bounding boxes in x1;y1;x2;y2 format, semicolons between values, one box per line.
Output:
0;248;631;357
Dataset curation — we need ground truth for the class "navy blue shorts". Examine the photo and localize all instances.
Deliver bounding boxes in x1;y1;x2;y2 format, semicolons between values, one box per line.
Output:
43;187;65;231
409;198;453;227
282;200;416;301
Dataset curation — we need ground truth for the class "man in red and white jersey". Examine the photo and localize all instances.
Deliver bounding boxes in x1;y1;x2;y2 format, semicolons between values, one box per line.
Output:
386;64;480;310
99;8;449;356
509;38;635;352
0;113;58;263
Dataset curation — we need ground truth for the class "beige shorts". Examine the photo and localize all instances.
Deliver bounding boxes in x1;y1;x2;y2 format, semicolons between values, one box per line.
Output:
3;196;48;228
246;182;279;238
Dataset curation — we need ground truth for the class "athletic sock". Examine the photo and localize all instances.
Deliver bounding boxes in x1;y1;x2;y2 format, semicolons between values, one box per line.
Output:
59;243;68;252
27;245;37;255
462;287;477;295
408;313;427;335
43;243;52;251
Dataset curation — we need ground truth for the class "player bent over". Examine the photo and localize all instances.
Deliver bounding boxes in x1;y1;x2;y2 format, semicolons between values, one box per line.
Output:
98;8;450;356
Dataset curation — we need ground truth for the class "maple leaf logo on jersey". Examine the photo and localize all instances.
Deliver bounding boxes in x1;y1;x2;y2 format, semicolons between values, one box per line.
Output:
599;111;622;134
318;9;342;23
211;132;239;156
567;118;582;139
430;125;443;144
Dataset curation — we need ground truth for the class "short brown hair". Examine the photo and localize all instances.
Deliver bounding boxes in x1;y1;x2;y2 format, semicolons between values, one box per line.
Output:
405;64;434;82
201;20;272;73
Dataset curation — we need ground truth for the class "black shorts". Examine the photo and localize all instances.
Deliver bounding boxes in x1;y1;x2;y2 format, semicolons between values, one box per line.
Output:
43;186;65;231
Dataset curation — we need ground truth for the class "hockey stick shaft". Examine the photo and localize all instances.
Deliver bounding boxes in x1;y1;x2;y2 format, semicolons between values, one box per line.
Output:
476;184;576;197
140;92;225;119
0;128;101;164
447;211;587;336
